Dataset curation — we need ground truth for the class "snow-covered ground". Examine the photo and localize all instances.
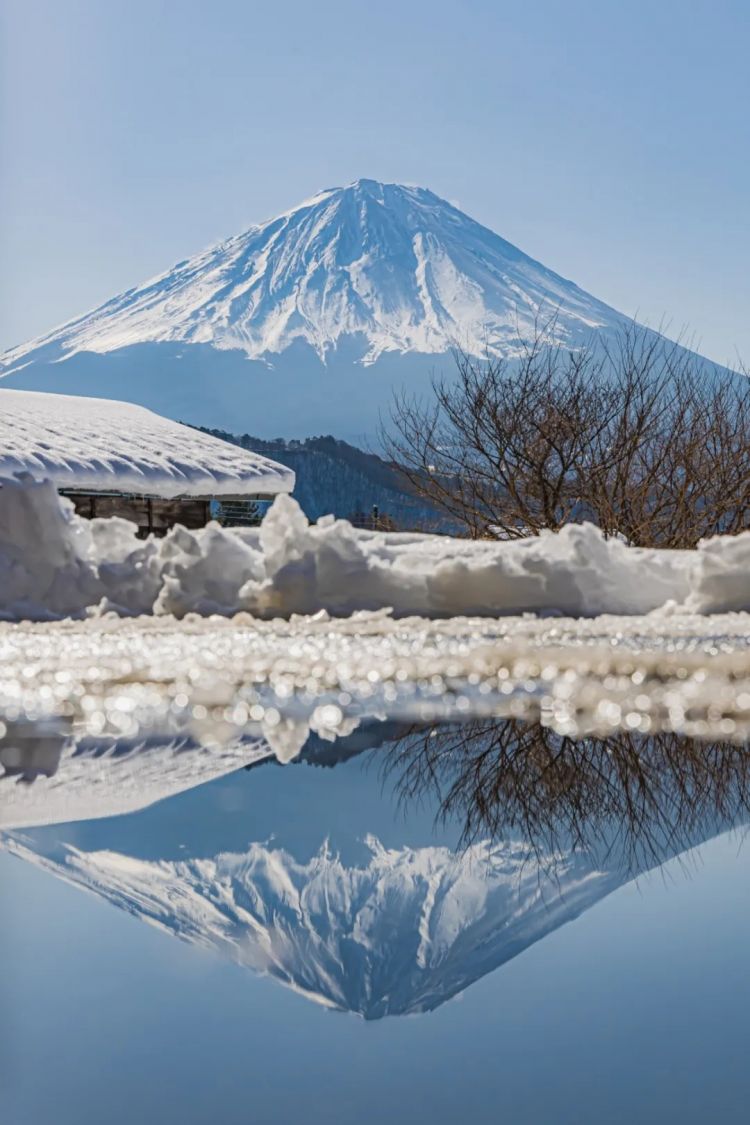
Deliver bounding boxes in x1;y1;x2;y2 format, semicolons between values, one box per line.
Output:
1;474;750;621
1;610;749;775
0;475;748;770
0;389;294;498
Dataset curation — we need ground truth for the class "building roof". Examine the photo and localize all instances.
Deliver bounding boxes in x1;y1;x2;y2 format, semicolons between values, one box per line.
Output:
0;388;294;498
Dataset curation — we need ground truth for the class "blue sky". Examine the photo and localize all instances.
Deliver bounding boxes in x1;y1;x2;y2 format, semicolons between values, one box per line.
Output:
2;0;748;364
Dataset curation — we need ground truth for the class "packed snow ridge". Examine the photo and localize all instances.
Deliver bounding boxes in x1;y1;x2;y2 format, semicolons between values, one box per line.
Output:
1;475;749;622
0;179;627;372
0;389;294;498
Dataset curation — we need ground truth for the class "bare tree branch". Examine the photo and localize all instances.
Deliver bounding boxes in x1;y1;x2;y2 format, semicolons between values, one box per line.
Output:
382;323;750;547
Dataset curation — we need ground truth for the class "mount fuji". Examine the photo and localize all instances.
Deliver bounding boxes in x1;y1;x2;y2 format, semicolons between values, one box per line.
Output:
3;810;734;1019
1;179;637;436
2;830;626;1019
2;723;740;1020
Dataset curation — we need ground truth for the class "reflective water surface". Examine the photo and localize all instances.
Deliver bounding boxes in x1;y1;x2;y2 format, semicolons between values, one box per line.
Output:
2;717;750;1124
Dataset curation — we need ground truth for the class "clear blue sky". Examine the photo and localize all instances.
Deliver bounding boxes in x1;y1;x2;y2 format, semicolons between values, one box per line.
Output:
2;0;748;364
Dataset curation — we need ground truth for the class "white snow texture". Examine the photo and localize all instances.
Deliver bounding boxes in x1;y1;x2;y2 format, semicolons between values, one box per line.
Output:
0;179;626;372
0;388;294;498
0;474;748;622
2;831;622;1018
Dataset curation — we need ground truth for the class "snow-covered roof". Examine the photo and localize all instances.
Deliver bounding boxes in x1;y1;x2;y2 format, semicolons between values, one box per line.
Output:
0;388;294;498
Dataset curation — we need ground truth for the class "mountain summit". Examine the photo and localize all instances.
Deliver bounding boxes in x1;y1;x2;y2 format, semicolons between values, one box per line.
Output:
1;179;623;367
0;180;633;434
2;831;629;1019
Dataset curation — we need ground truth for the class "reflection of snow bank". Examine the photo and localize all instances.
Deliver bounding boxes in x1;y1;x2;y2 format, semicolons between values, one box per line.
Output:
4;611;750;750
0;731;270;830
1;475;748;621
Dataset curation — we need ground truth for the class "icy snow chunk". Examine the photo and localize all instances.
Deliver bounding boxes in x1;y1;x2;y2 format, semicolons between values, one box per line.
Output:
0;475;101;620
155;522;265;617
687;531;750;614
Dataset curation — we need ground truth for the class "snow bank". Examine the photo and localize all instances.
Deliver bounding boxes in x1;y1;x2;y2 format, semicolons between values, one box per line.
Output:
0;388;294;498
0;474;747;622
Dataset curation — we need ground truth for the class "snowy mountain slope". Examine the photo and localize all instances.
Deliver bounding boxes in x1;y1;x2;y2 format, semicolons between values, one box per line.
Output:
0;181;640;435
0;180;625;371
3;831;623;1018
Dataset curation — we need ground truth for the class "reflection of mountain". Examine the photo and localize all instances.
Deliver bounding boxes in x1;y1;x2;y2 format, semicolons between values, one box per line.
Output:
5;831;621;1019
3;719;745;1019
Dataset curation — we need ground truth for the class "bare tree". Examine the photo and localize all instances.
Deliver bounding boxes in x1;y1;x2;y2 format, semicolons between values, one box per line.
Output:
383;322;750;546
380;719;750;872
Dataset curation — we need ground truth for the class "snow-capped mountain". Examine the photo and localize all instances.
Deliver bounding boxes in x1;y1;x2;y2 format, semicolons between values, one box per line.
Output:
0;180;634;436
3;831;624;1019
1;180;623;367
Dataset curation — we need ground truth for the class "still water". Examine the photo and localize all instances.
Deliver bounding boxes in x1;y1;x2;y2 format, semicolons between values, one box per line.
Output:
2;718;749;1124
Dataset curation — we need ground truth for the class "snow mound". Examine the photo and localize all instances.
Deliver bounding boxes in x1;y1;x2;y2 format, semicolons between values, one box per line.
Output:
0;388;294;498
0;179;626;372
0;474;748;622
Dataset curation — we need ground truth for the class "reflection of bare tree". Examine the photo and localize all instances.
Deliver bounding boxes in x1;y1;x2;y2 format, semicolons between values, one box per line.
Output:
381;721;750;872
